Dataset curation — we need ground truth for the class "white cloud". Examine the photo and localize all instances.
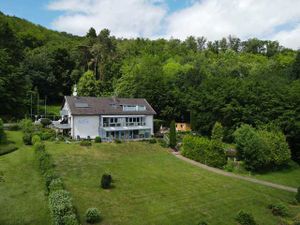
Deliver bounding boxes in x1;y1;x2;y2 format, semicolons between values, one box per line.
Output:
47;0;167;37
47;0;300;49
165;0;300;48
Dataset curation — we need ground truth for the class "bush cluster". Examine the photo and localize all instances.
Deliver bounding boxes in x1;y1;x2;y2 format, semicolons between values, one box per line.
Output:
101;174;112;189
32;139;79;225
20;119;56;144
85;208;101;224
48;190;79;225
234;124;291;171
268;203;288;217
181;135;226;168
94;136;101;143
114;139;122;144
80;140;92;146
235;210;257;225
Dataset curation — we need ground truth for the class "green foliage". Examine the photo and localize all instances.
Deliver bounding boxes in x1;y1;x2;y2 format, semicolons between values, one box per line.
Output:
296;187;300;203
198;222;208;225
48;190;77;225
114;139;122;144
0;118;5;143
20;119;34;134
148;138;157;144
77;70;100;96
80;140;92;146
234;124;291;171
268;203;289;217
31;134;41;145
40;118;52;128
23;133;32;145
85;208;101;224
0;143;18;156
49;178;64;192
169;120;176;148
182;135;226;168
211;122;223;141
101;174;112;189
94;136;101;143
235;210;257;225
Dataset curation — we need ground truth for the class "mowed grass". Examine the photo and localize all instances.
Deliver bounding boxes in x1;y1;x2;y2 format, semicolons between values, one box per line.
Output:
0;131;51;225
47;141;299;225
241;162;300;188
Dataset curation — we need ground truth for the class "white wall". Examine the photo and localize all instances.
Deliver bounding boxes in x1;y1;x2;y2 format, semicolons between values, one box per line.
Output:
145;115;154;135
73;116;99;139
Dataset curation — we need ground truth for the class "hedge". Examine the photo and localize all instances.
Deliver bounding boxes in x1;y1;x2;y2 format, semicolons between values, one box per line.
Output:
181;135;226;168
33;141;80;225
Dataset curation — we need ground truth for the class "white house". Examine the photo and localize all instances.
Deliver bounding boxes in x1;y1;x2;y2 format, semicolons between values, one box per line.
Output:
54;96;156;141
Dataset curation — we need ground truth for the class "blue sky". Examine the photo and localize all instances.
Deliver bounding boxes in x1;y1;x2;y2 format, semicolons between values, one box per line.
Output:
0;0;190;28
1;0;300;49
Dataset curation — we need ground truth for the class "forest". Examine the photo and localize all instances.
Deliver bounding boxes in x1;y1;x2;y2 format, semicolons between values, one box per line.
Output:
0;11;299;163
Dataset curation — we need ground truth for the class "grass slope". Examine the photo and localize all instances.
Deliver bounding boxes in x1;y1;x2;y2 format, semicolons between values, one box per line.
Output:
0;131;51;225
47;141;298;225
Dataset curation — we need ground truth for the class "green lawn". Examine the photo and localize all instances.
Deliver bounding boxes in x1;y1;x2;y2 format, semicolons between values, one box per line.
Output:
249;162;300;188
0;131;51;225
46;141;299;225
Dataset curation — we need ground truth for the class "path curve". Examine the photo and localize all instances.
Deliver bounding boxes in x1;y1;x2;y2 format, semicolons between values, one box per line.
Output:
172;152;297;193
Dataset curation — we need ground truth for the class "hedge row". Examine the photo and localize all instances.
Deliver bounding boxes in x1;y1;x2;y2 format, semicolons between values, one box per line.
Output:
181;135;226;168
33;139;79;225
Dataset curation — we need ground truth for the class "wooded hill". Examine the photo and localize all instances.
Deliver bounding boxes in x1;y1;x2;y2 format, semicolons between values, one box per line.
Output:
0;12;299;162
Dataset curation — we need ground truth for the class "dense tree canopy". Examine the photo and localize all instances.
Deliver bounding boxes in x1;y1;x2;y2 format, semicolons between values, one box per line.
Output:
0;11;300;162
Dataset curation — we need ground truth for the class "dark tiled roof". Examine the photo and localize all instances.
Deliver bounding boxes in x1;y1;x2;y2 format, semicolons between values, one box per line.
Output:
64;96;156;115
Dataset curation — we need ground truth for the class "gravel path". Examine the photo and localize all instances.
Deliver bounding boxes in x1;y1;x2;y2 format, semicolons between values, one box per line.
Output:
172;152;297;193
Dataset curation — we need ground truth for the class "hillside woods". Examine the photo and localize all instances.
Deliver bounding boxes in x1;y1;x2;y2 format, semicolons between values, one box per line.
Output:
0;11;299;162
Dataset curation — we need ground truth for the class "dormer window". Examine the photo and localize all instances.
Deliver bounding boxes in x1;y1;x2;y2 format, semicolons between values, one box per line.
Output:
123;105;146;112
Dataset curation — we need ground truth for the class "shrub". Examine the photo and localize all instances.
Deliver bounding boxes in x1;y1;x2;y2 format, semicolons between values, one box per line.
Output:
211;121;223;141
80;140;92;146
0;118;6;143
198;221;208;225
48;190;76;225
34;142;45;152
63;214;79;225
182;135;226;168
114;139;122;144
148;138;157;144
94;136;101;143
23;133;32;145
101;173;112;189
20;118;34;133
40;129;56;140
85;208;101;224
235;210;257;225
268;203;288;217
0;144;18;156
234;124;291;171
169;120;176;148
296;187;300;203
32;135;41;145
49;178;64;192
40;118;52;127
45;171;58;191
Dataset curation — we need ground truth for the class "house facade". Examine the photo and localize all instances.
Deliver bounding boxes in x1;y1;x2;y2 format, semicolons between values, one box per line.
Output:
57;96;156;141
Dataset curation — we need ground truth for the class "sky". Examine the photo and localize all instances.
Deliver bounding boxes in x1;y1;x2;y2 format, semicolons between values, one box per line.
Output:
1;0;300;49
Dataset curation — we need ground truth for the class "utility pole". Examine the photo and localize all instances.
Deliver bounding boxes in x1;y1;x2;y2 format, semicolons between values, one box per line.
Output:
44;96;47;118
37;93;39;119
30;92;33;120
